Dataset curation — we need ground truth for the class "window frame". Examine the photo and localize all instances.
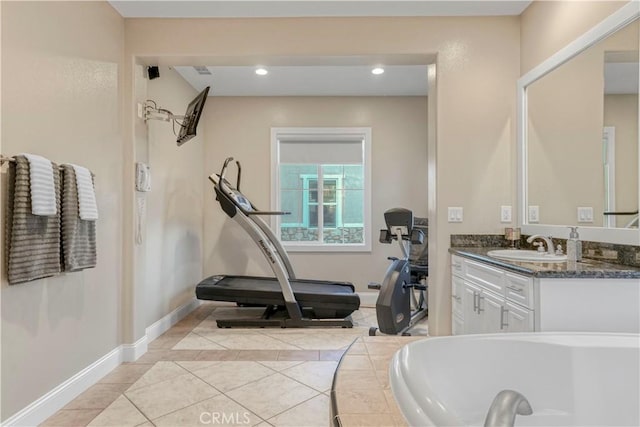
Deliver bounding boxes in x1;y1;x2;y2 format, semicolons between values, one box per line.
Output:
298;174;343;229
271;127;372;252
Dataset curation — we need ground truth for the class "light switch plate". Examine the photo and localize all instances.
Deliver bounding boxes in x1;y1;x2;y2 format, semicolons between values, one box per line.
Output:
577;206;594;223
528;205;540;223
448;207;463;223
500;205;512;223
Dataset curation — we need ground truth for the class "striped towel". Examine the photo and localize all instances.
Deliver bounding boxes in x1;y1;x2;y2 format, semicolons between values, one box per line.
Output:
69;164;98;221
6;156;62;284
21;153;57;216
60;165;97;271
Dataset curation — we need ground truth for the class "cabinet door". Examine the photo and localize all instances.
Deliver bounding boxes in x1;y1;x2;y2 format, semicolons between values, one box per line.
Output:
452;276;464;319
462;282;482;334
451;276;465;335
478;290;504;334
505;301;534;332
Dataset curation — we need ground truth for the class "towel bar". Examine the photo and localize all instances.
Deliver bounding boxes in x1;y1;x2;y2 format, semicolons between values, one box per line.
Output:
0;154;16;165
1;154;65;170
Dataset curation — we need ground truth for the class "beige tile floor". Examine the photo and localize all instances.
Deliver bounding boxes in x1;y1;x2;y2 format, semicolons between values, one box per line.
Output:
333;336;427;427
40;302;428;427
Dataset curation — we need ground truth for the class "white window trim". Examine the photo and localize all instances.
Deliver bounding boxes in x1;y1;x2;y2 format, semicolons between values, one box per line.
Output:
271;127;372;252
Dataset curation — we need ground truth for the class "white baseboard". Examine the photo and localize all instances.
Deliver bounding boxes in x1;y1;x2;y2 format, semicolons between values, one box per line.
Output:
146;298;201;342
358;291;378;307
2;298;201;426
121;335;148;363
2;346;123;427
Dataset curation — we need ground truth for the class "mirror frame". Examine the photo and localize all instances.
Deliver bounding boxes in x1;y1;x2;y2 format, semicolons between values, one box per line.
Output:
517;2;640;245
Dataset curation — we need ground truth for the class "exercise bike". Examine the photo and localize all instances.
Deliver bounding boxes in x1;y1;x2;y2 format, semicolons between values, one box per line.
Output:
368;208;428;336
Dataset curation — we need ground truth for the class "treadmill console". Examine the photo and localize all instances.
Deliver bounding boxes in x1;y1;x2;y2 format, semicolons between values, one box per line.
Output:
219;176;252;212
231;190;252;212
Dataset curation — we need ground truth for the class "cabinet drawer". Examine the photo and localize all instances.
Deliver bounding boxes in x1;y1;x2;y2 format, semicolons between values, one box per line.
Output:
505;273;534;309
464;259;504;294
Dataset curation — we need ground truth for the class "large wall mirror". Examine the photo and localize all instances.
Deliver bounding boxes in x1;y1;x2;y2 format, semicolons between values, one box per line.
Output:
518;2;640;245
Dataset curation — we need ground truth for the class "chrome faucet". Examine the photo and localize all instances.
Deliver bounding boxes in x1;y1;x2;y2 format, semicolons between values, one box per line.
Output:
484;390;533;427
526;234;555;255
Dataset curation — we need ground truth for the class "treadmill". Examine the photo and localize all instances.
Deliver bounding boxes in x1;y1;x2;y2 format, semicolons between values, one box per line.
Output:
196;157;360;328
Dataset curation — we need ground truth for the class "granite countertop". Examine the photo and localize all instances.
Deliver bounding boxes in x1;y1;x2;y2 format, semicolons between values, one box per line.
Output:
450;247;640;279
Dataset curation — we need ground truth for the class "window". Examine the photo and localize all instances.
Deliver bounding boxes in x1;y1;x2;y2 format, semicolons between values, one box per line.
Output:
271;128;371;252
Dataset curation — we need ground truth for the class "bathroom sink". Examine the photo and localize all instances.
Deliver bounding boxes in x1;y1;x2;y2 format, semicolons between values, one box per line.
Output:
487;249;567;263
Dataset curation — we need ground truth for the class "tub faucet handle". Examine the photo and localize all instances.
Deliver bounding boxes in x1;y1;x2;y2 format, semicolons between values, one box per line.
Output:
484;389;533;427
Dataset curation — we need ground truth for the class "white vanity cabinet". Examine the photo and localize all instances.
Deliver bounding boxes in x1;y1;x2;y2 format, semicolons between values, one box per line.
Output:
451;255;533;334
451;254;640;335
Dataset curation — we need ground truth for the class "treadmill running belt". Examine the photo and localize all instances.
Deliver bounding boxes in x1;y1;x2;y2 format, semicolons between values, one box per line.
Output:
196;275;360;313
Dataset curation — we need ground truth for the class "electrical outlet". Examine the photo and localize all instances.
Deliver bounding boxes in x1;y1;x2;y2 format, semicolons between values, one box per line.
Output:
448;207;463;223
577;207;594;223
528;205;540;223
500;205;512;223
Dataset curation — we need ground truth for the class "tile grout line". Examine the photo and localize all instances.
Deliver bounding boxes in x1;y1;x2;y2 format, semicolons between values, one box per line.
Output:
277;360;340;394
264;388;327;424
260;332;306;350
121;392;155;426
255;360;304;370
191;363;280;394
132;368;233;424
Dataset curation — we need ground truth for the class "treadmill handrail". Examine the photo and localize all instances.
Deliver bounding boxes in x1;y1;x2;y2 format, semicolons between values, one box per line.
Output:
247;210;290;216
209;158;298;280
209;174;290;217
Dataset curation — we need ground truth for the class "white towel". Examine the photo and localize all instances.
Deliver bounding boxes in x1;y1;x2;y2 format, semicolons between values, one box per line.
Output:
20;153;57;216
70;164;98;221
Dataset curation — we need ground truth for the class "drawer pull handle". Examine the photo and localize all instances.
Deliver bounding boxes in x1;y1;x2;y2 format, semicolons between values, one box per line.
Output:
500;306;509;329
507;286;524;293
477;294;485;313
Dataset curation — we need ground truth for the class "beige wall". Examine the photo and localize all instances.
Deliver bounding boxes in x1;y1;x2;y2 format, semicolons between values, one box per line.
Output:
0;1;124;420
202;97;428;288
144;67;204;326
521;1;629;74
4;0;634;421
125;16;521;336
605;94;640;226
522;2;637;228
527;39;605;226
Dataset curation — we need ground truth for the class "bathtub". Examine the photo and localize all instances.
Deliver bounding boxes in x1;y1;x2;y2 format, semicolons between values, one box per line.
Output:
390;333;640;426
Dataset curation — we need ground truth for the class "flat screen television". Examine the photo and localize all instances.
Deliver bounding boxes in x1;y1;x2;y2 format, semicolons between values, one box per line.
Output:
177;86;210;146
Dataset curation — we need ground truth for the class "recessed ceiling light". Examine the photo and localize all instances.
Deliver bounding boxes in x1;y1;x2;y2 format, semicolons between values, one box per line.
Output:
371;67;385;75
255;67;268;76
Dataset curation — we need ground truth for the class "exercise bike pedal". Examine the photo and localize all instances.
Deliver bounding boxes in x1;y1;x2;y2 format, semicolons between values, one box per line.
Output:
368;282;382;290
414;284;427;291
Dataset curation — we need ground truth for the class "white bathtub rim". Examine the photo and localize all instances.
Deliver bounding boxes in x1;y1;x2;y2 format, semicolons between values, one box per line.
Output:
389;332;640;427
390;348;452;426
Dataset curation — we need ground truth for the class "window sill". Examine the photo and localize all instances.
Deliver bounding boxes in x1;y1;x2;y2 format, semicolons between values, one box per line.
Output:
283;243;371;253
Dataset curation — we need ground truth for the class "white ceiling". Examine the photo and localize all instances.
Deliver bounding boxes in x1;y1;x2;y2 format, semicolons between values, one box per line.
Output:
124;2;637;97
109;1;533;19
116;1;531;96
174;64;429;96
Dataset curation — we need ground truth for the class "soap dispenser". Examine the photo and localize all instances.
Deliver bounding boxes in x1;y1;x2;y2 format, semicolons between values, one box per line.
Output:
566;227;582;262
